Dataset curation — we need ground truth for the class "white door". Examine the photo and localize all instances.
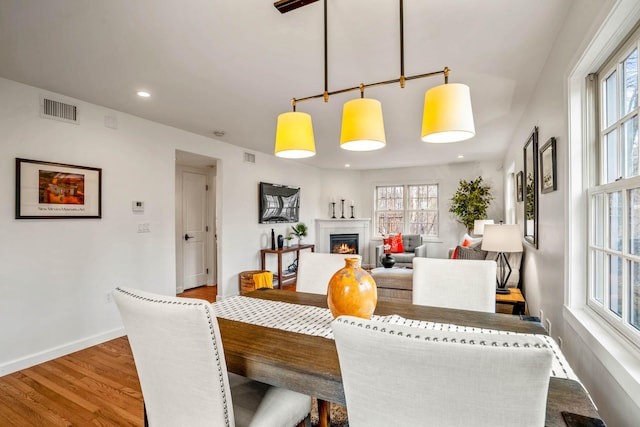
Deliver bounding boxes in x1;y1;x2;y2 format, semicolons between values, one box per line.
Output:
182;170;208;290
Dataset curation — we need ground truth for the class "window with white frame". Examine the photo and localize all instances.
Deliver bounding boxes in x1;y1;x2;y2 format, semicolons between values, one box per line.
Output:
588;26;640;344
374;184;438;237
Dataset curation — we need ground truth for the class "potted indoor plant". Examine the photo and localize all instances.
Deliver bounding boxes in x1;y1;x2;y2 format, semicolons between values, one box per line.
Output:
449;176;494;233
284;235;293;248
290;222;308;244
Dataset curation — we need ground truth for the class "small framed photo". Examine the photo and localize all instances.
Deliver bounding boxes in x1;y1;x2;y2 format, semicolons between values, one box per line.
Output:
15;158;102;219
540;137;557;194
516;171;524;202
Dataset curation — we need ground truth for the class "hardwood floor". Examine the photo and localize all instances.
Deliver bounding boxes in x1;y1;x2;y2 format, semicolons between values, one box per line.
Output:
0;336;142;426
0;282;517;426
0;286;218;426
178;283;218;302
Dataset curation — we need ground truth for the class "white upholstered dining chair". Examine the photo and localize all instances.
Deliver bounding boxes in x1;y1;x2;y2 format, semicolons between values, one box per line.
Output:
412;257;497;313
296;252;362;294
332;315;553;427
113;287;311;427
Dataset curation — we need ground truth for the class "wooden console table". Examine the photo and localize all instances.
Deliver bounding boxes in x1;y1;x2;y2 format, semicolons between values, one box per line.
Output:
260;244;315;288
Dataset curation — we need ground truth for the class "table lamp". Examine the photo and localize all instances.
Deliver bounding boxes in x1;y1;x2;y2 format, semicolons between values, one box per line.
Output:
481;224;523;294
473;219;494;236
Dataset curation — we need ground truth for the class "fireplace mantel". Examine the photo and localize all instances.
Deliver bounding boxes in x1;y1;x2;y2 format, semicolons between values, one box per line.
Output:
315;218;371;267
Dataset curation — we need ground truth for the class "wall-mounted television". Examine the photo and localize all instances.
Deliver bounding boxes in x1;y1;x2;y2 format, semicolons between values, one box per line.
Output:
259;182;300;224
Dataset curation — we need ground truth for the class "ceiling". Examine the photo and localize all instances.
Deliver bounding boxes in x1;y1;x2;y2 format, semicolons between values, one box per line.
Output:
0;0;573;170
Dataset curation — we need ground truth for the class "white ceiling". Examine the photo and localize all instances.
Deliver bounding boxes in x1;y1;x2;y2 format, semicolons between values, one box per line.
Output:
0;0;573;170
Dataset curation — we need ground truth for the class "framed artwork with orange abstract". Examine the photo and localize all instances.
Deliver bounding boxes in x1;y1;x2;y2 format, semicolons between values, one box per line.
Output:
15;158;102;219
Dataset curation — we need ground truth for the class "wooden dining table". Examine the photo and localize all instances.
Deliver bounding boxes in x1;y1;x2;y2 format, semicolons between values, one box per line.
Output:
216;290;602;427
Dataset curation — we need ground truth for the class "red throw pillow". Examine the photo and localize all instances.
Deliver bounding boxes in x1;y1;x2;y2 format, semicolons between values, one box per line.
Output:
389;233;405;253
462;239;471;247
452;246;459;259
382;237;392;254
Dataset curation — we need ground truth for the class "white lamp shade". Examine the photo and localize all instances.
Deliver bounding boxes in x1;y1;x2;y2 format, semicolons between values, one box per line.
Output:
340;98;386;151
473;219;495;236
421;83;475;143
481;224;523;252
275;111;316;158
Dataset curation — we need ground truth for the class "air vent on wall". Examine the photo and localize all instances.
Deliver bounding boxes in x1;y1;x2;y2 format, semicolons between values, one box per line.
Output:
243;152;256;164
40;96;79;124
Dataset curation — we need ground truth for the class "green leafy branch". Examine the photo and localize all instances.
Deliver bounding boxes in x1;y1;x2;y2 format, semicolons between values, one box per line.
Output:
449;176;494;232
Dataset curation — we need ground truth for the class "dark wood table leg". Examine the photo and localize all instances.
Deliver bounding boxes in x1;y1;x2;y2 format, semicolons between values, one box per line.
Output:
318;399;330;427
277;252;282;289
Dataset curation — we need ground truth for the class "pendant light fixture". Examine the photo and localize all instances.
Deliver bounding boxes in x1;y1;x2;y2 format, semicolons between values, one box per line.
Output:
275;99;316;158
340;84;386;151
421;71;475;143
274;0;475;158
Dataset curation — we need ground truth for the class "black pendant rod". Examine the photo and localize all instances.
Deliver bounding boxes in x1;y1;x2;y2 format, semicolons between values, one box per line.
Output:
400;0;405;88
323;0;328;102
295;69;447;103
292;0;449;105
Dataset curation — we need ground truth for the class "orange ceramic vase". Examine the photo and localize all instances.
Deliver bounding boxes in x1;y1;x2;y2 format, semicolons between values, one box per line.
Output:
327;257;377;319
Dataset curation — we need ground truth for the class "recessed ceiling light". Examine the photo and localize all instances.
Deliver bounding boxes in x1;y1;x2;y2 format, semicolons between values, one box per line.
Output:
345;164;351;168
457;155;464;159
137;91;151;98
213;130;226;137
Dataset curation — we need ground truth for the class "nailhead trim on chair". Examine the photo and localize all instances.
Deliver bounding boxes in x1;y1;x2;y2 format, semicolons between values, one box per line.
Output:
115;287;232;426
335;317;548;350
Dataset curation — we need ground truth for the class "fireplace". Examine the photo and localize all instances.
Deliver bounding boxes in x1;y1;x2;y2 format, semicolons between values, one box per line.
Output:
315;219;371;266
330;233;359;254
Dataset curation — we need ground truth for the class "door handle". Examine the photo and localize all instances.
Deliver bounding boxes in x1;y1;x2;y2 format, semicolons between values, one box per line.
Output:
184;234;194;241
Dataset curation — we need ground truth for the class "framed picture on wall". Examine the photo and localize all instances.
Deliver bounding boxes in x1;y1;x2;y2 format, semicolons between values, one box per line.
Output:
540;137;557;193
516;171;524;202
15;158;102;219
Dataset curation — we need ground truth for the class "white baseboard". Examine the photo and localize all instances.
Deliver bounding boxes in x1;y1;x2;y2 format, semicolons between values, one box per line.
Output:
0;327;126;377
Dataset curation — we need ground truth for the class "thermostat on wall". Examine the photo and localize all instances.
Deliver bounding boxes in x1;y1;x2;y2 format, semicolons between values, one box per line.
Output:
132;201;145;212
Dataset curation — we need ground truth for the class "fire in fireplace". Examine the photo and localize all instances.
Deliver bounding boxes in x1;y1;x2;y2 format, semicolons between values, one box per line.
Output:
329;233;358;254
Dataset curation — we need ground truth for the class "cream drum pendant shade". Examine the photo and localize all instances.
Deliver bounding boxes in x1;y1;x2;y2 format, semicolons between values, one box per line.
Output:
274;111;316;158
421;83;475;143
340;98;386;151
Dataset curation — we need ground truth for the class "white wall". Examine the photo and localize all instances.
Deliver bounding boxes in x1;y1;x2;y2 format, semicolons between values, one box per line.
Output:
0;75;508;376
5;12;638;419
314;169;365;219
213;151;323;297
357;161;505;260
503;0;605;339
0;77;325;374
315;162;505;270
502;0;640;425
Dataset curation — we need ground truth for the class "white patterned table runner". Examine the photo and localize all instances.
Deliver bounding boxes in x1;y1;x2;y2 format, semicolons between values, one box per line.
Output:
211;296;578;381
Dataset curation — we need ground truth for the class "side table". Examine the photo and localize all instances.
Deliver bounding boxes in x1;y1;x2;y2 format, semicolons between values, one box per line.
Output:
495;288;527;315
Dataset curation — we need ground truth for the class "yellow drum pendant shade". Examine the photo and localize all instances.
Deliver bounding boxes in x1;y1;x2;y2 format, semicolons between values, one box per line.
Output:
421;83;475;143
275;111;316;158
340;98;386;151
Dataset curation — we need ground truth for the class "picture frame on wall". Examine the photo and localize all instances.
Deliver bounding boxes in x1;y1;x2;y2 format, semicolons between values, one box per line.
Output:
516;171;524;202
15;158;102;219
540;137;557;194
523;126;539;248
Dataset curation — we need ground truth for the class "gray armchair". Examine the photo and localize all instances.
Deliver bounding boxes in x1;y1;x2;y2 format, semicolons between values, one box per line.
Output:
375;234;427;267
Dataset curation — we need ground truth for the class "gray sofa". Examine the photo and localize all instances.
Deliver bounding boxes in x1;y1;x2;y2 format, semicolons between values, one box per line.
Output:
375;234;427;268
